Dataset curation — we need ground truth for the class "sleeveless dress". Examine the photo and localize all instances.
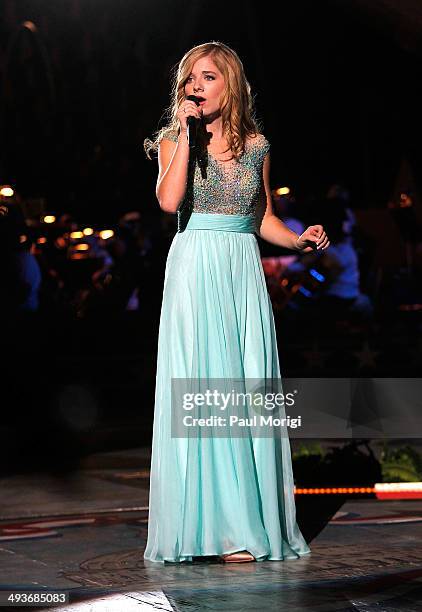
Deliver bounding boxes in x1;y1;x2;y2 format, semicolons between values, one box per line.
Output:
144;129;311;563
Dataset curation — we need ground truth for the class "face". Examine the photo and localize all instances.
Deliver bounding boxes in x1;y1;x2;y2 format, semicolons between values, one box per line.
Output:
184;55;225;116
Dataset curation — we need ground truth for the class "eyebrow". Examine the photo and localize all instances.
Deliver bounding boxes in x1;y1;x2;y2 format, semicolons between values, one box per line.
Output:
189;70;217;75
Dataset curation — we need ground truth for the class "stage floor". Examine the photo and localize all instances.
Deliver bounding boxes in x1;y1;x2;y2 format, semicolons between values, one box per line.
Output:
1;448;421;611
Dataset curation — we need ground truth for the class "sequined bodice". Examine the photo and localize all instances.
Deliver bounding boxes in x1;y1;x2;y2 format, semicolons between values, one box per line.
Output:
162;130;270;227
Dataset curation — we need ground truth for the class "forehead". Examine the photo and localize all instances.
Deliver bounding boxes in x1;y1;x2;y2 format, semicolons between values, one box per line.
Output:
190;55;221;75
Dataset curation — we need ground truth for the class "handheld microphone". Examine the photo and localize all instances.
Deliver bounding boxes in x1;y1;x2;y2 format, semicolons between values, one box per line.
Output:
186;95;200;148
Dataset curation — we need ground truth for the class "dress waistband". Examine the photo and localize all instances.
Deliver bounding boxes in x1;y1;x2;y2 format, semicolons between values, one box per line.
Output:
183;212;256;233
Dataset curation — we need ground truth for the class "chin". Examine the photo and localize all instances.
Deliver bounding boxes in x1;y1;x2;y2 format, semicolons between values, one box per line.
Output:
203;107;217;118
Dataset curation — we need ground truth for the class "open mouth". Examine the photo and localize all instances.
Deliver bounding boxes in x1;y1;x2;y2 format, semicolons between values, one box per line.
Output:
196;97;206;104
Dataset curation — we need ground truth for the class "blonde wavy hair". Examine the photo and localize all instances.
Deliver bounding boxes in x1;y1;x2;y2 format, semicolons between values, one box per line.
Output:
144;41;262;161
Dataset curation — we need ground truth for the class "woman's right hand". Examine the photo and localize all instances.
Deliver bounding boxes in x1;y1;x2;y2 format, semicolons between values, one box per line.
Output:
176;99;203;132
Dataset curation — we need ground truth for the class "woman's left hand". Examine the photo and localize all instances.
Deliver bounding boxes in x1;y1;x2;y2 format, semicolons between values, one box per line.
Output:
295;225;330;253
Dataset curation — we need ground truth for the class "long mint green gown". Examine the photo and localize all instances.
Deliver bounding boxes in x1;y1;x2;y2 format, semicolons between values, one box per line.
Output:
144;129;311;563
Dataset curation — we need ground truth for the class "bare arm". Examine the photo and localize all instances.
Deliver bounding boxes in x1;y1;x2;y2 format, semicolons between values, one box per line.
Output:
255;153;301;250
156;98;202;213
255;152;330;253
156;131;190;213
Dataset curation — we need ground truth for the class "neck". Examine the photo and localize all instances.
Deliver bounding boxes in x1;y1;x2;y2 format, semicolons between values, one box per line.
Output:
203;111;224;141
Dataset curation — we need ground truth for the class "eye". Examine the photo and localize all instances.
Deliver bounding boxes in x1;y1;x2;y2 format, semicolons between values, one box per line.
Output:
186;75;215;83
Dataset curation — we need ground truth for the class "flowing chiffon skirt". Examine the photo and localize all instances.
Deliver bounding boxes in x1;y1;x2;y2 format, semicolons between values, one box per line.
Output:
144;212;310;563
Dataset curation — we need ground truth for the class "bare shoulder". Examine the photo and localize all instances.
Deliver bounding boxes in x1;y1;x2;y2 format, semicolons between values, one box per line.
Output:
157;131;178;180
158;129;179;156
158;136;176;164
159;137;177;153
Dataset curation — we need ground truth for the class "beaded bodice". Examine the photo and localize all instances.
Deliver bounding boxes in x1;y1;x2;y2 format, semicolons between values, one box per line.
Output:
162;129;270;230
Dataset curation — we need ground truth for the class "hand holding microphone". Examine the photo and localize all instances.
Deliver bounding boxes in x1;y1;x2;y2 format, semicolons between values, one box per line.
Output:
176;95;202;148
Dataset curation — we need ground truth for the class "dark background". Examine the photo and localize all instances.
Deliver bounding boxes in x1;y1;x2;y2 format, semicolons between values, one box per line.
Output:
1;0;421;224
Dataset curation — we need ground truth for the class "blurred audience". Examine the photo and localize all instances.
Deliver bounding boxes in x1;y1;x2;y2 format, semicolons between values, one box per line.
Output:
285;196;373;320
2;181;420;333
0;197;42;313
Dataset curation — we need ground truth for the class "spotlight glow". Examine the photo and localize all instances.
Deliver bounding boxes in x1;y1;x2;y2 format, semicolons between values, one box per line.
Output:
0;186;14;197
83;227;94;236
43;215;56;224
22;20;37;32
70;231;84;239
399;193;412;207
55;237;66;248
99;229;114;240
275;186;290;196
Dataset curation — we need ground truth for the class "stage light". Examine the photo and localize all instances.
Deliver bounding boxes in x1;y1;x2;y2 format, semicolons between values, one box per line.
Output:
298;286;312;297
0;185;14;197
83;227;94;236
74;243;90;251
294;487;374;495
19;235;27;243
309;269;325;282
294;483;422;499
275;186;290;196
37;237;47;244
22;20;37;32
54;237;66;248
375;482;422;500
70;231;84;239
99;229;114;240
43;215;56;224
399;192;412;207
